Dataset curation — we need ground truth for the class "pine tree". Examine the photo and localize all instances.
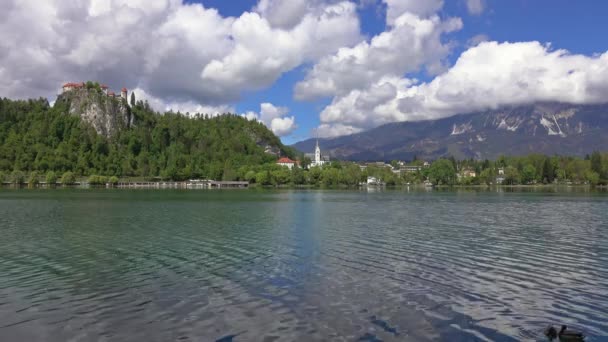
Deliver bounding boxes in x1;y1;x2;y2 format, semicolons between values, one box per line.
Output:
130;92;136;107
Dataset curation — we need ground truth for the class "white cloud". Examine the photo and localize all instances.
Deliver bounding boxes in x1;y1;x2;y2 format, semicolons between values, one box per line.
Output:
201;2;361;100
243;103;298;136
132;88;234;115
0;0;361;111
316;41;608;137
295;12;462;100
466;0;485;15
384;0;444;24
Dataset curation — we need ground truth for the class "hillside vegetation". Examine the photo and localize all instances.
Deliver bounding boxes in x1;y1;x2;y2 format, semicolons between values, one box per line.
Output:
0;95;294;181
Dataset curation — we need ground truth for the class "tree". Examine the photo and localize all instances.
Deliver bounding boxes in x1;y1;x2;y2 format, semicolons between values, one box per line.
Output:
0;171;6;184
108;176;119;185
591;151;602;175
427;159;456;185
585;170;600;185
46;171;57;185
479;168;495;185
130;92;136;107
61;171;76;185
521;165;536;184
542;158;555;184
11;170;25;185
28;171;40;186
503;166;520;185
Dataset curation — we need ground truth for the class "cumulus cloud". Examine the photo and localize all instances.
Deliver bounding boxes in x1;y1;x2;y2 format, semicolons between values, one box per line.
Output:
384;0;444;24
0;0;360;110
295;12;462;100
466;0;486;15
132;88;234;115
316;41;608;137
243;103;298;136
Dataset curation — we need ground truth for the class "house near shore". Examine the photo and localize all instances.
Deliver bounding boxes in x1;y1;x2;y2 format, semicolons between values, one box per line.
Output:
276;157;298;170
458;168;477;180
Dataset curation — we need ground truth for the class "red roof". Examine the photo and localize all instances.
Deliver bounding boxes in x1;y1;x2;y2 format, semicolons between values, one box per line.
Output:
277;157;296;164
108;91;115;96
101;84;109;89
121;87;128;92
62;82;85;88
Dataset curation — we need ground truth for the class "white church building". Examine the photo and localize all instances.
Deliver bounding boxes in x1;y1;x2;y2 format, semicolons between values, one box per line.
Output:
306;140;329;167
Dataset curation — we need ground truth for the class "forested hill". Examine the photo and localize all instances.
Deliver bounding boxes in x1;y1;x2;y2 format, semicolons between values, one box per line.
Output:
0;95;295;180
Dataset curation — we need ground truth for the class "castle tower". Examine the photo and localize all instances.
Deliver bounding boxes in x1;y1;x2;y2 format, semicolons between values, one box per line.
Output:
121;87;128;100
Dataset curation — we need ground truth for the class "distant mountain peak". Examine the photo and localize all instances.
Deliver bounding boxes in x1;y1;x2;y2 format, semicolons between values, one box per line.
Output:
293;102;608;161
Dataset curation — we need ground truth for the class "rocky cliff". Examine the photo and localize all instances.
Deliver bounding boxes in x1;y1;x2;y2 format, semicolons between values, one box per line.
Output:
56;88;133;138
293;102;608;161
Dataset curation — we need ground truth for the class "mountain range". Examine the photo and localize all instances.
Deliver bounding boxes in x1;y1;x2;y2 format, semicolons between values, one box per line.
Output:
293;103;608;161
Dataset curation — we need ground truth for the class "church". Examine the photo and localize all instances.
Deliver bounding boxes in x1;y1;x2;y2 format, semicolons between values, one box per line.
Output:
306;140;330;167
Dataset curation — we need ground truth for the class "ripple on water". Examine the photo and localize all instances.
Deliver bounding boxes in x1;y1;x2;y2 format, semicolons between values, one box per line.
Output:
0;190;607;341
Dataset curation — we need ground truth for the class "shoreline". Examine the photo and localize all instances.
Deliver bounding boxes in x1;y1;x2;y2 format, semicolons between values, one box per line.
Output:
1;182;607;191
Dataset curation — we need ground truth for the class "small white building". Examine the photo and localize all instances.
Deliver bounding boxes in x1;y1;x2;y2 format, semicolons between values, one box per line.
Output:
277;157;297;170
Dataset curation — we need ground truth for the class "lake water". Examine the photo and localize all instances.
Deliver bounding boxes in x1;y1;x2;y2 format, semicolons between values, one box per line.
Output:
0;189;607;341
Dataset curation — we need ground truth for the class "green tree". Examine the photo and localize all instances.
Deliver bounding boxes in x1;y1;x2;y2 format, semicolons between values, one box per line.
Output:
590;151;603;178
0;171;6;184
427;159;456;185
585;170;600;185
503;166;520;185
11;170;25;185
61;171;76;185
28;171;40;186
130;92;136;107
108;176;119;185
479;168;495;185
542;158;555;184
45;171;57;185
521;165;536;184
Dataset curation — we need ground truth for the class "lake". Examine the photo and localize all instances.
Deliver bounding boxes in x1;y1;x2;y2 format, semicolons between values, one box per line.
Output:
0;189;607;341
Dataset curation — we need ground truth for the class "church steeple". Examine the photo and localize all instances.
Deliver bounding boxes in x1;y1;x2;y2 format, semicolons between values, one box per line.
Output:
315;139;321;163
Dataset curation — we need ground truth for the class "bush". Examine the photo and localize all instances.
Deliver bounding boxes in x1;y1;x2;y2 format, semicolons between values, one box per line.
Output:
61;171;76;185
88;175;108;185
46;171;57;185
11;170;25;185
0;171;6;184
108;176;119;185
28;171;40;186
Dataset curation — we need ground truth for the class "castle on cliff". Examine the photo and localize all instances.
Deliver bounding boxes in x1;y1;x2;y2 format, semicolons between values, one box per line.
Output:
62;82;128;100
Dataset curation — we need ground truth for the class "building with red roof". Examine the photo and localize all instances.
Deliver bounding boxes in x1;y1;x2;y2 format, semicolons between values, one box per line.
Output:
276;157;297;170
61;82;129;102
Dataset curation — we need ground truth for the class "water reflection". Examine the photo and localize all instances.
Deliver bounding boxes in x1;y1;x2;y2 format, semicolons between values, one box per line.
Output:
0;189;606;341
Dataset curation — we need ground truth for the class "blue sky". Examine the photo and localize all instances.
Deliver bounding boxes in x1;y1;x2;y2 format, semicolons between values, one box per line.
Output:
3;0;608;145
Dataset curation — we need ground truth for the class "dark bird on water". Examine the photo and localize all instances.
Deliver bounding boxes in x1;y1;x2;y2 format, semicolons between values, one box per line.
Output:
544;325;585;341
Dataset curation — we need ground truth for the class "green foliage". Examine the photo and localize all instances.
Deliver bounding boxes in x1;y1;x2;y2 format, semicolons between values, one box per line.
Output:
479;168;495;185
130;92;136;107
428;159;456;185
0;97;294;181
46;171;57;184
28;171;40;186
521;165;536;184
503;166;520;185
0;171;5;183
11;170;25;184
108;176;119;185
61;171;76;185
88;175;108;185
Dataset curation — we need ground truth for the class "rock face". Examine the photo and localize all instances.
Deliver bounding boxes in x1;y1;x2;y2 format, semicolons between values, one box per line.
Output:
293;102;608;161
57;88;133;138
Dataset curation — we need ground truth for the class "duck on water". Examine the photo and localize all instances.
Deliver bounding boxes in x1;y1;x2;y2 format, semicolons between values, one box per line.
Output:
545;325;585;341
